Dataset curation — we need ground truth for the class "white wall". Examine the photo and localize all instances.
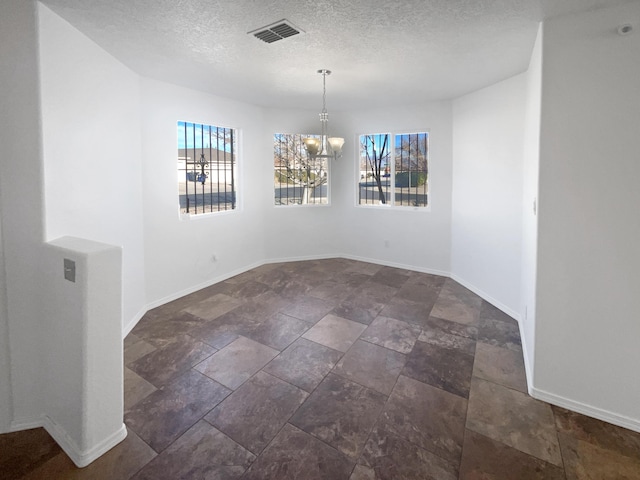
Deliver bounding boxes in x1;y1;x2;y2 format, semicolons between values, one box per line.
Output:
451;75;526;316
337;102;454;274
262;108;346;261
41;237;125;467
140;79;268;315
0;183;12;432
535;2;640;431
39;4;146;327
0;0;46;431
520;24;543;382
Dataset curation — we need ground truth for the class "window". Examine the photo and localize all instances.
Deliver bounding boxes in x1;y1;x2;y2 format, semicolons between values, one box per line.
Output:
358;132;429;207
274;133;329;205
178;121;237;215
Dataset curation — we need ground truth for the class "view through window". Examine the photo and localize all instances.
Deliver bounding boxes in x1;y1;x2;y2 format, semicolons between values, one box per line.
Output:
274;133;329;205
178;121;237;215
359;132;429;207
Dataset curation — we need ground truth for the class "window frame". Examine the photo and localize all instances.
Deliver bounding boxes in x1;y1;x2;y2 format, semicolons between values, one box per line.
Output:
177;120;240;219
273;132;332;207
355;129;430;211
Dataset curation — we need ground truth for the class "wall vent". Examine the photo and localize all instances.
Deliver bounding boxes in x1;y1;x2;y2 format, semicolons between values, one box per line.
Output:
248;19;303;44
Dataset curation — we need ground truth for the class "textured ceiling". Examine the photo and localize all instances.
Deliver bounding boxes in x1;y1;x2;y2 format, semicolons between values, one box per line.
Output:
39;0;637;111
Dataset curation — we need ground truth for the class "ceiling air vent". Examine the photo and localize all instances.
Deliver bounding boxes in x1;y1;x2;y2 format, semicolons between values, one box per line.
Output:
248;19;303;44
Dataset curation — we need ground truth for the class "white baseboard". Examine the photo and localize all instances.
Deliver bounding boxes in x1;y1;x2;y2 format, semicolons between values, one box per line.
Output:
530;387;640;434
43;417;128;468
449;273;520;321
9;416;44;433
340;253;450;277
8;416;128;468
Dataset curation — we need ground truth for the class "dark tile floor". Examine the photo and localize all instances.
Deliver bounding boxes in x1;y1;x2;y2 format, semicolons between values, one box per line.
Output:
3;258;640;479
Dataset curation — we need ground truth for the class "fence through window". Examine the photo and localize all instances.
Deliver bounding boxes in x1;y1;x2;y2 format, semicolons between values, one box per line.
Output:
359;131;428;207
178;121;237;215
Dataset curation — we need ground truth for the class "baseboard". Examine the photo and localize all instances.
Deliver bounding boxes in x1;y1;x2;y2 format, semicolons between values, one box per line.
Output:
125;259;269;338
530;387;640;434
42;417;128;468
340;253;450;277
449;273;520;321
9;416;44;433
517;320;536;397
8;417;128;467
123;306;148;338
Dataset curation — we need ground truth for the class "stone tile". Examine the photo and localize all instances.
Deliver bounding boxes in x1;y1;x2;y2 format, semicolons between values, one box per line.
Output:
230;290;289;319
290;373;387;459
196;280;241;297
344;260;382;275
0;428;62;479
21;430;157;480
418;328;476;355
124;367;157;410
466;377;562;466
243;312;309;350
558;432;640;480
459;429;565;480
332;270;371;287
429;279;482;326
477;317;522;352
230;279;271;299
553;406;640;461
424;315;478;340
242;423;354;480
370;266;411;288
359;426;458;480
350;464;376;480
333;340;406;395
270;273;317;299
406;271;446;289
360;315;421;354
123;334;156;365
226;269;262;285
279;295;336;323
403;340;475;398
333;281;398;325
377;375;467;465
479;300;515;323
263;337;343;392
473;341;527;392
144;282;237;317
308;280;354;302
128;334;215;387
205;371;308;454
191;310;262;349
379;297;432;326
183;293;243;321
353;281;399;303
124;369;231;452
332;299;385;325
302;314;367;352
131;421;254;480
253;266;295;285
395;283;440;307
194;336;279;389
131;311;210;347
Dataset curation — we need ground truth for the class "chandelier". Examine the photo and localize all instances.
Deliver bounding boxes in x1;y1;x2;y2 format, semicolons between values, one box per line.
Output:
303;69;345;160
